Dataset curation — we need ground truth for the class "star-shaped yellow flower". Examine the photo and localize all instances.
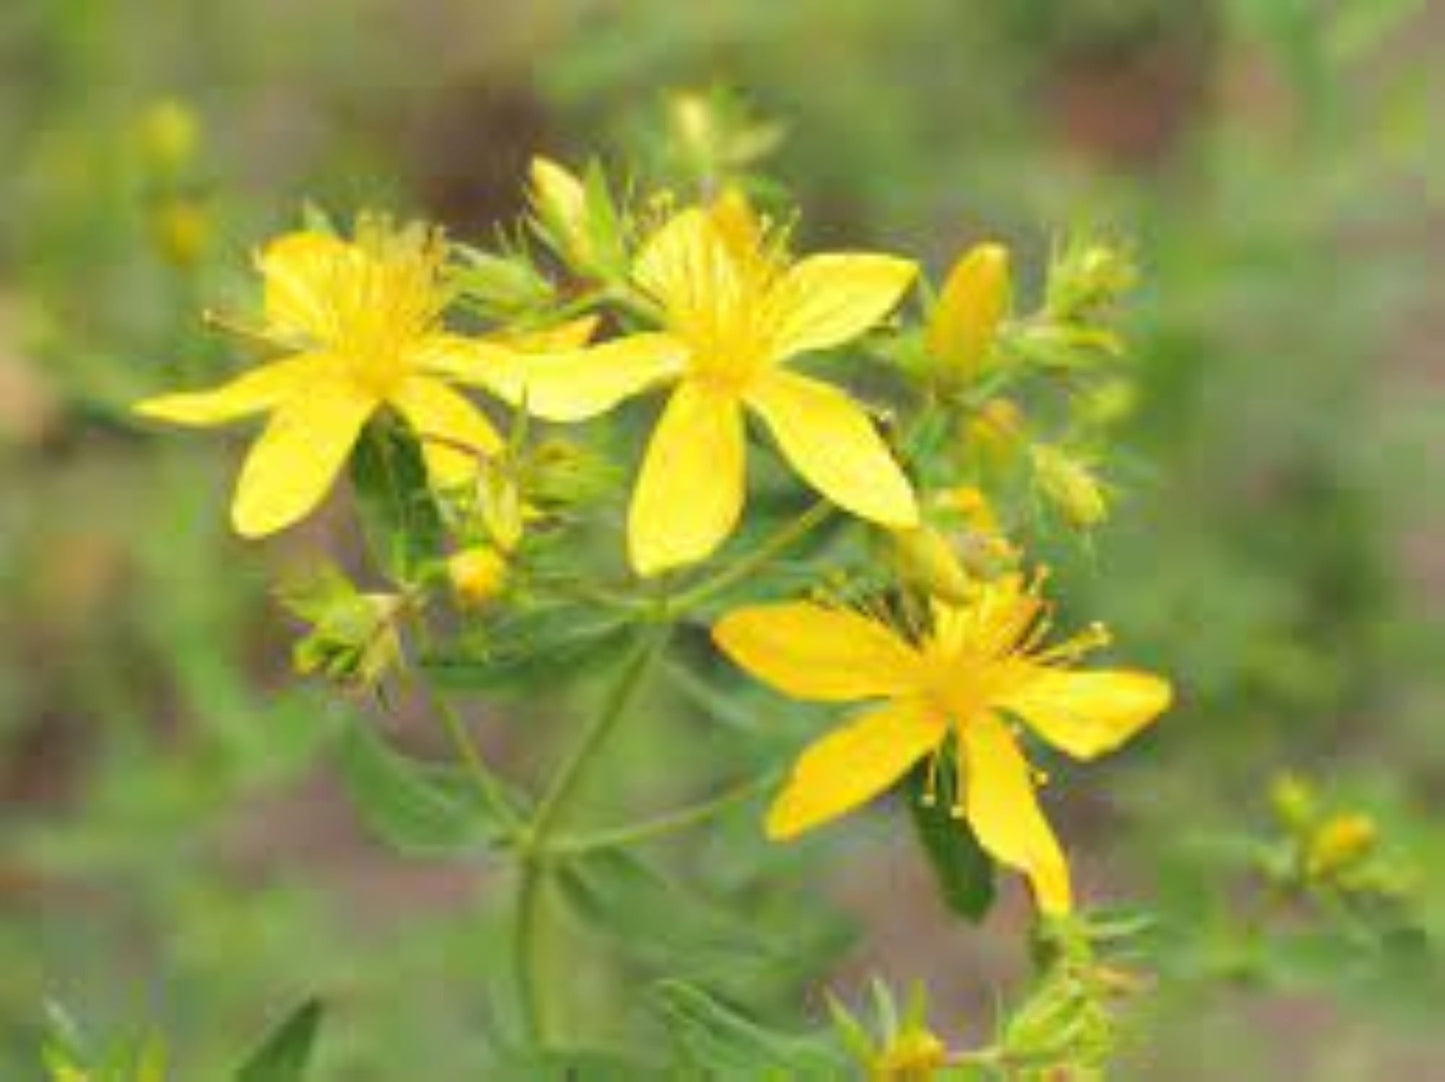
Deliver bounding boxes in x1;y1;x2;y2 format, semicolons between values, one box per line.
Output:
713;574;1172;914
135;217;501;537
438;193;920;575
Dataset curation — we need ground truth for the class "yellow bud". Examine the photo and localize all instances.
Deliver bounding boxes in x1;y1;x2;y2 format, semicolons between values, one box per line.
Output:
475;469;525;554
139;98;200;177
892;525;972;604
151;199;209;268
1032;446;1108;530
1269;772;1318;831
962;397;1025;470
448;546;508;608
529;156;592;266
927;242;1010;384
1306;813;1378;879
670;91;717;163
1076;378;1137;430
869;1027;948;1082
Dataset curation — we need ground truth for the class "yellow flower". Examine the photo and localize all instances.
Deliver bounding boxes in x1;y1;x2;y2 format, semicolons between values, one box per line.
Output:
448;192;919;575
713;574;1171;914
135;217;502;537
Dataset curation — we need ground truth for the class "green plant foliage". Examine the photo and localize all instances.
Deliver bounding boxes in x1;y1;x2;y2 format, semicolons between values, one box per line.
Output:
234;1000;323;1082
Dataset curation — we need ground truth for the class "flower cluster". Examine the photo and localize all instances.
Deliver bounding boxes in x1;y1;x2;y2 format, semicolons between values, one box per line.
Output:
136;148;1171;917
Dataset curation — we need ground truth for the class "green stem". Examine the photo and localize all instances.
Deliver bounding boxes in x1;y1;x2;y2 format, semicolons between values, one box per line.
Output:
669;500;833;614
548;773;777;857
513;622;673;1043
431;690;523;834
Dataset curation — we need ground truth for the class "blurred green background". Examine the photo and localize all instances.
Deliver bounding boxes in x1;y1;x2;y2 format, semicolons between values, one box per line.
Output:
2;0;1440;1077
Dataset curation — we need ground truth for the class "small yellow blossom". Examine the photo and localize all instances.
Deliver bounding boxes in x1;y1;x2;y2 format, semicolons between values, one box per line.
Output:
449;191;919;574
713;573;1171;913
135;217;503;537
448;545;509;607
927;242;1010;384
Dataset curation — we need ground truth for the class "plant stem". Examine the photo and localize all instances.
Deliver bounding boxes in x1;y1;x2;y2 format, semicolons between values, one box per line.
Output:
548;772;778;857
669;500;833;614
430;689;523;834
513;621;673;1043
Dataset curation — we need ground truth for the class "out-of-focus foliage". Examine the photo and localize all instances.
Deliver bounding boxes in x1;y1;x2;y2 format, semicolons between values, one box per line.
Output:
1;0;1439;1078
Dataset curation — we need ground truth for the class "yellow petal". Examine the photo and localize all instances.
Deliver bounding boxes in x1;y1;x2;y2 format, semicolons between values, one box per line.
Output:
713;602;924;702
769;253;915;358
766;697;946;840
747;370;918;528
232;381;374;537
634;207;737;319
257;231;352;342
997;668;1171;761
498;315;600;353
134;353;330;426
411;334;519;386
927;243;1010;380
628;381;744;576
473;333;686;422
708;190;769;277
388;376;501;487
962;713;1072;915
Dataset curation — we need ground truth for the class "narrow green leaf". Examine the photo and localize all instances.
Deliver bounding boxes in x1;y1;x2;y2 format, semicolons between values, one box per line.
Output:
234;1000;322;1082
420;608;630;693
651;980;844;1076
904;758;995;922
555;850;772;974
337;722;508;855
350;418;444;584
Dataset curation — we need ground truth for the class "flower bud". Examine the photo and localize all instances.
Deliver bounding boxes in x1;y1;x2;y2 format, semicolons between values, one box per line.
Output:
892;525;972;605
151;199;209;268
1269;772;1318;832
448;545;508;608
474;467;525;554
528;156;594;269
138;98;200;179
1032;446;1108;530
962;397;1025;470
1306;813;1378;880
927;242;1010;384
869;1027;948;1081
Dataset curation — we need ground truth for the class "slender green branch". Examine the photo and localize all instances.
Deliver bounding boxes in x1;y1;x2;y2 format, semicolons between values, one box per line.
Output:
430;689;524;834
513;622;673;1043
669;500;833;614
548;773;778;857
513;864;547;1041
525;623;673;843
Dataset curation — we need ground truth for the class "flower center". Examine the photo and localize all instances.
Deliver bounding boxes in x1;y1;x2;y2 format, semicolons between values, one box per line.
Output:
319;228;448;399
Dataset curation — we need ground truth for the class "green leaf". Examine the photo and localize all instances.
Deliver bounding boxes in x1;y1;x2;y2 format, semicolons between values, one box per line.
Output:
651;980;845;1077
336;722;509;855
904;758;995;922
421;608;631;694
350;418;444;584
234;1000;322;1082
555;850;773;976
